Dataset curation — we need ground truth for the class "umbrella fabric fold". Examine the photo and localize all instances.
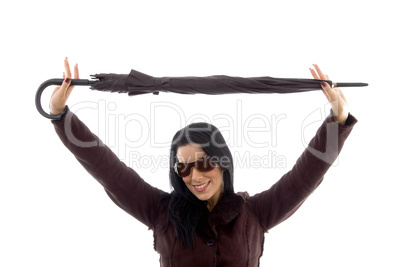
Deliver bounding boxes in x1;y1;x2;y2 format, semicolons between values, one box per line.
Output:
90;69;334;96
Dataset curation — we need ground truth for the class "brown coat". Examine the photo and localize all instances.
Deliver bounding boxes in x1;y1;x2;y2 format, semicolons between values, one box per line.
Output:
53;107;357;266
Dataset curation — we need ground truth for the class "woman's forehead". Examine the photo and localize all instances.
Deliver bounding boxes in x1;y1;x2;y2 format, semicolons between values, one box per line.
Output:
176;143;206;162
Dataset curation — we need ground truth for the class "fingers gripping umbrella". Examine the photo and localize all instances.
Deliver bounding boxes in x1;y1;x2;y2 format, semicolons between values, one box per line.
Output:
36;69;368;119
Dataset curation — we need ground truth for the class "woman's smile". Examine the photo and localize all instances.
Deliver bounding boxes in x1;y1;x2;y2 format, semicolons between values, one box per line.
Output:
193;181;210;192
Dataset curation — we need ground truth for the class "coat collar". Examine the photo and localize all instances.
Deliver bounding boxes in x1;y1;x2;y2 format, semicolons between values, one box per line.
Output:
208;192;248;226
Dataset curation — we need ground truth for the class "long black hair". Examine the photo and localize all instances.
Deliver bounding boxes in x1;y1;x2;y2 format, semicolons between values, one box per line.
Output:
163;122;234;249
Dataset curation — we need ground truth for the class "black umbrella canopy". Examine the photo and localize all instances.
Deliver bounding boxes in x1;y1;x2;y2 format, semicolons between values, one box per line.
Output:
90;69;345;96
36;69;368;119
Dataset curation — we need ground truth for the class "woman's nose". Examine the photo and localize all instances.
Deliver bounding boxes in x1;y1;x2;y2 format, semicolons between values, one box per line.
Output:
191;167;203;181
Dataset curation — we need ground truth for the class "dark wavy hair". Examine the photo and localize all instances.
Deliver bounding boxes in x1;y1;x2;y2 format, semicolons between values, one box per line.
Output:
162;122;234;249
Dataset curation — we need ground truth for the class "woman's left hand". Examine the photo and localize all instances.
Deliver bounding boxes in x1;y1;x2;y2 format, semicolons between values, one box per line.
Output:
310;64;349;125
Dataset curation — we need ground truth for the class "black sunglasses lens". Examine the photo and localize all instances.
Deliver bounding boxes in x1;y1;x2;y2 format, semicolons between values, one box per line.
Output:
196;157;216;172
176;162;191;177
176;157;217;177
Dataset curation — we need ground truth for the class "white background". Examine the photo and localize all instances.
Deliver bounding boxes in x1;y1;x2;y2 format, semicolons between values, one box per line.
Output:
1;0;401;266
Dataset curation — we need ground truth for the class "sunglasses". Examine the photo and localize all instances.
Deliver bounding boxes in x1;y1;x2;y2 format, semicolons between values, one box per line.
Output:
174;157;218;177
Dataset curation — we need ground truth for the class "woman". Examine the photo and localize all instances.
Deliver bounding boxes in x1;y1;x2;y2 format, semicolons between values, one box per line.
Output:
50;58;357;266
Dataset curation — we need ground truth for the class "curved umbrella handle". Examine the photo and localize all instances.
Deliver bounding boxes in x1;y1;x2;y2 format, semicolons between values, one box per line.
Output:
35;78;98;120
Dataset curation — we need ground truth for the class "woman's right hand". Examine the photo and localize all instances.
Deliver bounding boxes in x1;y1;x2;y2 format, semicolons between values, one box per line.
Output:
49;57;79;115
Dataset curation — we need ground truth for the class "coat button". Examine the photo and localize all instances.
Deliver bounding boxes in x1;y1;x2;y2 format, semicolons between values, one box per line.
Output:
206;239;215;246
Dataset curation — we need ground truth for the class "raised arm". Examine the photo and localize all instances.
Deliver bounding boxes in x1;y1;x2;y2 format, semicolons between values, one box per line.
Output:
249;64;358;232
50;58;165;228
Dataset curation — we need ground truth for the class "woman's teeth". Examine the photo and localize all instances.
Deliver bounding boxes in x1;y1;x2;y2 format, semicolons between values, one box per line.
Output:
195;182;208;189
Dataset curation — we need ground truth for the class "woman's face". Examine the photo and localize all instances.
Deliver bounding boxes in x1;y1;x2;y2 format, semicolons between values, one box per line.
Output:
176;143;224;210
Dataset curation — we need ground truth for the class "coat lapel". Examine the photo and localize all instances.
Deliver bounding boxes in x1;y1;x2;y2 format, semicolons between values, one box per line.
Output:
209;193;246;226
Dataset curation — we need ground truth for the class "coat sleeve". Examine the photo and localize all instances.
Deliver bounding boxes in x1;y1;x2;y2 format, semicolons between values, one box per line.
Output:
248;113;358;232
52;106;166;229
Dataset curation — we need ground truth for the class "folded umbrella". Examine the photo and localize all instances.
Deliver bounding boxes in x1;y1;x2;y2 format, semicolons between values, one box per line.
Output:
90;69;368;96
36;69;368;119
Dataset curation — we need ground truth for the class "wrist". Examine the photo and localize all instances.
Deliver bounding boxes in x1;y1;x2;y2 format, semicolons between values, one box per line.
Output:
50;108;66;116
330;109;348;125
50;106;65;115
336;116;347;125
